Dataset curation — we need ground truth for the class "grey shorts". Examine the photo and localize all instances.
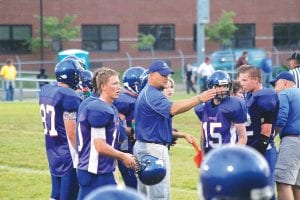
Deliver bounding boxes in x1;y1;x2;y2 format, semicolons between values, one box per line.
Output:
133;140;170;200
275;136;300;186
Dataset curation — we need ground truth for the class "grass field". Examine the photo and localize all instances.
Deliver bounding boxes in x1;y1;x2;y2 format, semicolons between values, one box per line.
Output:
0;92;202;200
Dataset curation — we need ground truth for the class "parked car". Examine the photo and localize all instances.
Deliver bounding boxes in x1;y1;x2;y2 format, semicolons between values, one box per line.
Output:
210;48;267;72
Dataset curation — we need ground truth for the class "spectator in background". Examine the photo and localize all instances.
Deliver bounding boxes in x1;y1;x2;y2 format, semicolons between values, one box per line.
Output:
236;51;248;69
185;64;197;94
0;58;17;101
197;57;215;92
36;68;49;89
163;77;196;145
287;51;300;88
231;80;244;99
269;72;300;200
261;51;273;88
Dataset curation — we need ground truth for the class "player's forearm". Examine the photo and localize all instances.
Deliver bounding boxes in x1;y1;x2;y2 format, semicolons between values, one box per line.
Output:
94;139;125;160
170;89;216;115
64;119;77;148
261;123;272;137
235;123;247;145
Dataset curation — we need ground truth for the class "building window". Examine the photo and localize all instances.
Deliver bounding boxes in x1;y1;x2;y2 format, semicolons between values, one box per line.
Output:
82;25;119;51
138;24;175;51
232;24;255;48
0;25;31;53
273;23;300;50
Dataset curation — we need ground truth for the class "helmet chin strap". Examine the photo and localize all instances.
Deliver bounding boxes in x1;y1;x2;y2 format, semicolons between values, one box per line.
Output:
212;97;221;106
212;90;229;106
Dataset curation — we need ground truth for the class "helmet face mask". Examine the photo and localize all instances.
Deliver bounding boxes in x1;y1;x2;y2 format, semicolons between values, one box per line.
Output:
122;66;146;94
80;70;93;90
207;71;232;103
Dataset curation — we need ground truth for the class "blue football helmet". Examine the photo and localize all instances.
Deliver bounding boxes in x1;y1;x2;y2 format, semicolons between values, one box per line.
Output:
136;154;166;186
84;185;146;200
80;70;93;90
199;145;273;200
122;66;146;94
55;56;84;89
63;55;86;70
139;69;149;92
207;70;232;101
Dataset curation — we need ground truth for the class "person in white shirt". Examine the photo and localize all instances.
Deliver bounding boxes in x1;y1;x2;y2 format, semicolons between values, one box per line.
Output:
197;57;215;92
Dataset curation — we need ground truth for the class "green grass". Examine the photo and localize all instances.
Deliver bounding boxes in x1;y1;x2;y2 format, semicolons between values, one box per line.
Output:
0;92;281;199
0;92;201;199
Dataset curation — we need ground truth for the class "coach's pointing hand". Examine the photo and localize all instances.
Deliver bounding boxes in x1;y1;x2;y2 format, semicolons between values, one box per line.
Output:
197;88;216;103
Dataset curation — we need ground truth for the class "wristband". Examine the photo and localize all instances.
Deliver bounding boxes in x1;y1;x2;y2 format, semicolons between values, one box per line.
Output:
255;134;269;154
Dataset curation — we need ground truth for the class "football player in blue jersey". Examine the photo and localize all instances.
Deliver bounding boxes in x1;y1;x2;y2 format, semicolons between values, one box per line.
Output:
78;69;93;99
39;56;83;200
113;66;146;189
76;67;138;200
238;65;279;200
133;60;216;200
194;71;247;154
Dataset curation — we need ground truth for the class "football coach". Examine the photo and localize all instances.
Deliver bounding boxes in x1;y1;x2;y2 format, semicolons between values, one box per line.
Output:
133;60;216;200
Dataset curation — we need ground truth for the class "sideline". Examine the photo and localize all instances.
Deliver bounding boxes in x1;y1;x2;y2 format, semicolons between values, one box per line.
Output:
0;164;49;175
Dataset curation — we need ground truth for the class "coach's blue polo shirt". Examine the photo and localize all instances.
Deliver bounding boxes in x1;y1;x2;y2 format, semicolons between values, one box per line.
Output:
275;87;300;138
134;85;173;145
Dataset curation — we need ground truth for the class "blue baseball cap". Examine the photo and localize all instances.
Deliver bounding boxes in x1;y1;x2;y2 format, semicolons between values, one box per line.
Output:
269;71;295;86
148;60;174;76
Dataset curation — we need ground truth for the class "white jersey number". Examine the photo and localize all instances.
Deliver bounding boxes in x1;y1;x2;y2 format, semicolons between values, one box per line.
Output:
203;122;222;148
40;104;58;136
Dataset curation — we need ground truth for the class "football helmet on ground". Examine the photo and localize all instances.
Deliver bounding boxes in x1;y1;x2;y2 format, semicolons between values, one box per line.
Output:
199;145;273;200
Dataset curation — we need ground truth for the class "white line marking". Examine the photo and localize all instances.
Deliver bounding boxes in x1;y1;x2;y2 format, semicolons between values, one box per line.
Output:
0;165;49;175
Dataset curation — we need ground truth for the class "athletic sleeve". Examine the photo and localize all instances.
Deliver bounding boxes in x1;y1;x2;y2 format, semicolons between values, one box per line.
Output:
256;92;279;124
194;103;205;121
231;98;247;124
145;88;172;118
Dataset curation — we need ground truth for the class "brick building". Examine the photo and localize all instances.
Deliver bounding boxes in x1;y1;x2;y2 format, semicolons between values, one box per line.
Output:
0;0;299;71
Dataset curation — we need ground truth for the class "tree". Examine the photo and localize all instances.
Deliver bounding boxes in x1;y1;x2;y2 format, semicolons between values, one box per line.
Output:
136;33;156;50
135;33;156;57
29;15;80;52
205;10;238;48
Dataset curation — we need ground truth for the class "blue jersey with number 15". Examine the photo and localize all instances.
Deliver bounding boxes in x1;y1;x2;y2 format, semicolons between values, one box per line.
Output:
194;96;247;153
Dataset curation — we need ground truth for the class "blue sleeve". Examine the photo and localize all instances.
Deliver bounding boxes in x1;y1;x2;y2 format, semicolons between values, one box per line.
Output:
145;88;172;118
62;93;81;112
257;92;279;124
232;99;247;123
87;102;112;128
194;103;204;121
275;92;289;127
